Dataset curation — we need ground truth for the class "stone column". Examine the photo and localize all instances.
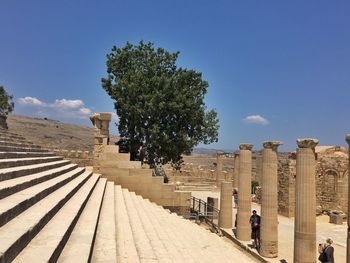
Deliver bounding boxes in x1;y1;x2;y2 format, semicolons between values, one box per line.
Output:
90;112;112;173
346;135;350;263
236;143;253;241
219;181;233;228
216;153;223;186
293;138;319;263
233;152;239;190
260;141;282;258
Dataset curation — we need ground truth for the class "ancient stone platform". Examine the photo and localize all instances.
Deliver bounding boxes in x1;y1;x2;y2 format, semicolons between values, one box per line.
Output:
0;128;258;262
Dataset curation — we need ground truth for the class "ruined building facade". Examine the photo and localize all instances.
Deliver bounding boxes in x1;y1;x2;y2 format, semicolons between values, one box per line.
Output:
256;146;348;217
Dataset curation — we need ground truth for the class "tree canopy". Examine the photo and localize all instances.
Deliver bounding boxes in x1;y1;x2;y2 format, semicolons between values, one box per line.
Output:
102;41;219;168
0;85;14;129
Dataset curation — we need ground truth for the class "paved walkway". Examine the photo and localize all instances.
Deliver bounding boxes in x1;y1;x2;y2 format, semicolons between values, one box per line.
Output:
191;191;346;263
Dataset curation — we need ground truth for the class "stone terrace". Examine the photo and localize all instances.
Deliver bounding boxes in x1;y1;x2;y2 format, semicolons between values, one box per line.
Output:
0;128;258;262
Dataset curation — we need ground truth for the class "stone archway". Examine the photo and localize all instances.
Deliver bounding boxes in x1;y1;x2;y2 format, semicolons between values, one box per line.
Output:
323;169;339;193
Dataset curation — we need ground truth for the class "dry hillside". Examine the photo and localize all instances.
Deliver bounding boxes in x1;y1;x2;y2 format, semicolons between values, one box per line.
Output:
6;114;119;151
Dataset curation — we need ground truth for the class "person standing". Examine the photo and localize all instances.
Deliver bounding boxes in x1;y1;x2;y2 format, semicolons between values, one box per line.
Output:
233;189;238;208
249;210;261;250
318;238;335;263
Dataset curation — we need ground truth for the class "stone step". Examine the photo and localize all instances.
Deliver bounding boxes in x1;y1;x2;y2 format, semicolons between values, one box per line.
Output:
114;185;139;262
166;212;231;262
0;151;56;159
142;199;195;262
0;156;63;169
0;159;71;182
122;189;157;262
0;140;39;149
0;163;78;199
58;178;106;262
0;167;85;227
153;202;217;262
91;182;117;263
0;134;27;142
0;171;92;263
0;145;49;153
12;174;99;263
129;193;172;262
0;130;25;140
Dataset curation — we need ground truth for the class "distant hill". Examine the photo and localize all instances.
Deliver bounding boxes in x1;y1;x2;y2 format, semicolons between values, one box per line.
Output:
5;114;232;155
6;114;119;151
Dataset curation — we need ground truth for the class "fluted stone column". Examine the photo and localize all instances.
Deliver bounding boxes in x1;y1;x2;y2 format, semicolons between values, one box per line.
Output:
216;153;223;186
293;138;319;263
219;181;233;228
346;135;350;263
233;152;239;190
260;141;282;258
236;143;253;241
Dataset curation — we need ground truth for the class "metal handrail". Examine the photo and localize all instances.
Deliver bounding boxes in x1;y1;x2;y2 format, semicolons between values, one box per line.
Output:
190;196;221;234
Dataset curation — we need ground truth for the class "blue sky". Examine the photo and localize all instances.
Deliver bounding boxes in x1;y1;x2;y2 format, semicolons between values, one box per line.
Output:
1;1;349;152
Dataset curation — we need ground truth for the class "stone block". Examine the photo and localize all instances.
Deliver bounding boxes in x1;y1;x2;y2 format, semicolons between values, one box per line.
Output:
329;213;344;224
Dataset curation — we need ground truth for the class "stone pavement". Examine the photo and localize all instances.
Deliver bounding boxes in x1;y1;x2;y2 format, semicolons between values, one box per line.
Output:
191;190;346;263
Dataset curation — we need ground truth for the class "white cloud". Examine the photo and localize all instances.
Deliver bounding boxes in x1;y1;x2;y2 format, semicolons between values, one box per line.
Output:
18;97;46;107
17;96;93;120
78;107;92;115
51;99;84;110
243;115;269;125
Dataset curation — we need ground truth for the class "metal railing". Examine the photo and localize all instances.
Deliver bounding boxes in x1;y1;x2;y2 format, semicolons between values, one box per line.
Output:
190;196;221;234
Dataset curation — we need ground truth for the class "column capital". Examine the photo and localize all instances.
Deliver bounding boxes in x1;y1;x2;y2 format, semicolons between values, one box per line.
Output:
263;141;283;150
346;134;350;145
234;152;240;157
296;138;319;149
239;143;253;151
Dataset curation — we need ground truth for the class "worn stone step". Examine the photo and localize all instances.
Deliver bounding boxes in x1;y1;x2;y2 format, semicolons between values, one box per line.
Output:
0;171;92;263
114;185;139;263
0;163;79;199
0;167;85;227
13;174;99;263
0;135;27;142
122;190;157;262
0;156;63;169
0;159;71;182
58;178;106;262
0;140;39;149
0;145;49;153
91;182;117;263
0;130;25;140
150;202;213;262
129;193;172;262
0;151;55;159
141;199;194;262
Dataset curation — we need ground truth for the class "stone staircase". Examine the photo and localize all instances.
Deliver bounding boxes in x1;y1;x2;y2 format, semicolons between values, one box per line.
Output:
0;129;257;263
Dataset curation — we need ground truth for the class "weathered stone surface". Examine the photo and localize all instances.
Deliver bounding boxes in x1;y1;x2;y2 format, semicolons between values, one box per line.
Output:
219;181;232;228
236;144;253;241
296;138;319;149
260;141;281;258
239;143;253;151
294;141;317;263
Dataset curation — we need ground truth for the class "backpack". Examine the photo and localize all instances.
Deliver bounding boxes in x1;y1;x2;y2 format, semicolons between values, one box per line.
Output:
318;247;328;262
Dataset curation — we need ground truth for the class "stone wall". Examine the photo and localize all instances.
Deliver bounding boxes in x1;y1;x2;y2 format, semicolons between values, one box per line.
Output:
277;155;296;217
256;147;348;217
315;151;348;213
51;148;93;167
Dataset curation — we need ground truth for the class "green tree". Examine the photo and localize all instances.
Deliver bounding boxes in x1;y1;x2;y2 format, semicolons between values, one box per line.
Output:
102;41;219;168
0;86;14;129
